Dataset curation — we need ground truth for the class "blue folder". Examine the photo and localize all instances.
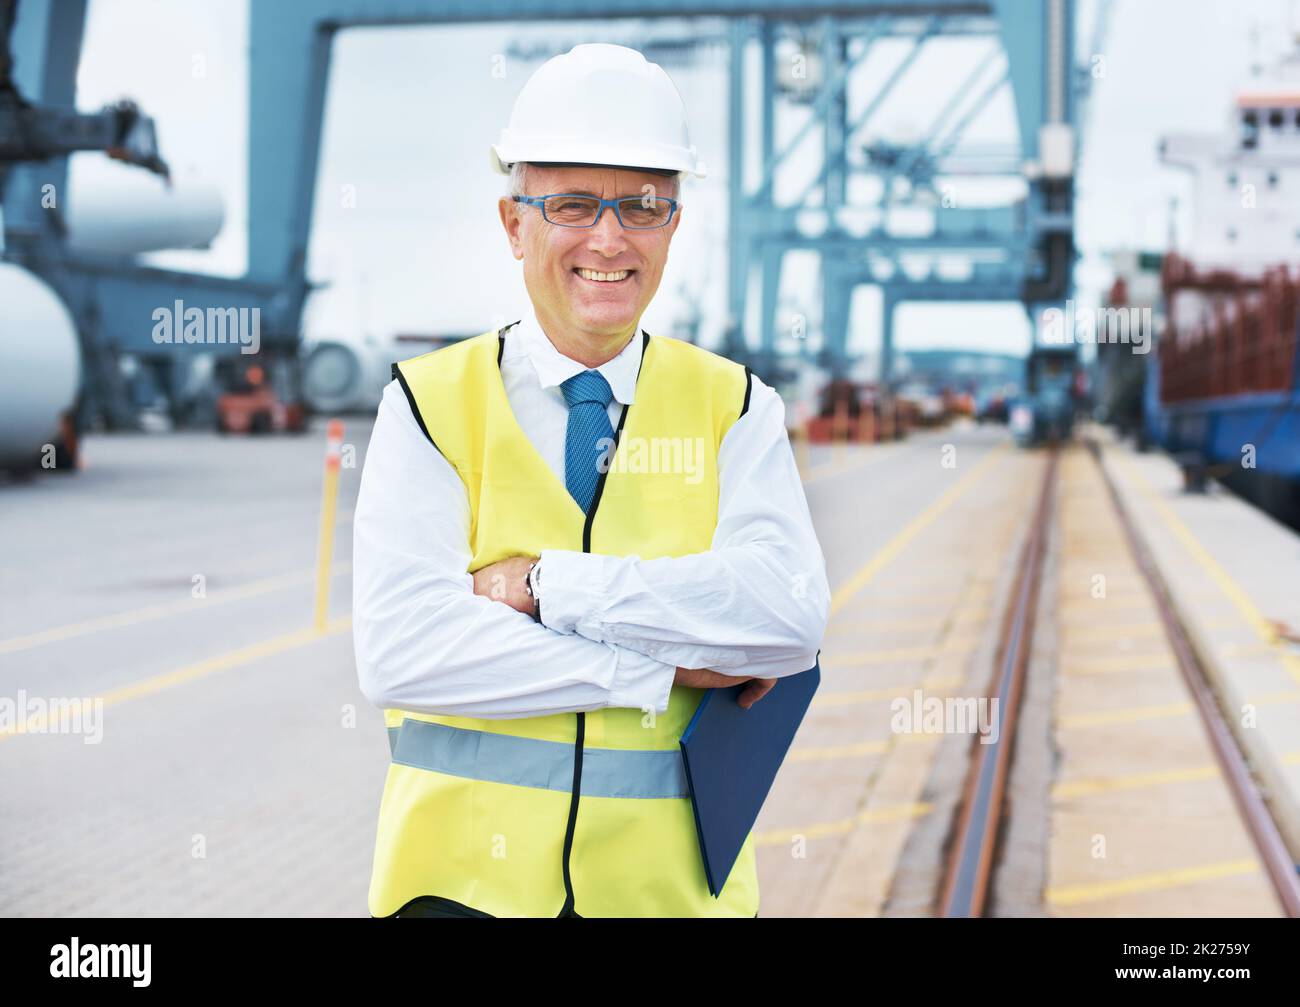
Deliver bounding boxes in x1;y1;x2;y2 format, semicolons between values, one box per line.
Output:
678;662;821;897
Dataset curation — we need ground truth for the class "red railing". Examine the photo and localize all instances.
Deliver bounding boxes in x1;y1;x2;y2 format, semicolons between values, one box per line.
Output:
1158;254;1299;403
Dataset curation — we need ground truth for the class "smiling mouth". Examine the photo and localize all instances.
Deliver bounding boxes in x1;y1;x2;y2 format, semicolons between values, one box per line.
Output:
574;267;634;284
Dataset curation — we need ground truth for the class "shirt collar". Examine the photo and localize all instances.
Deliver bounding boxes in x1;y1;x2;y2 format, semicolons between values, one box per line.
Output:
511;312;644;406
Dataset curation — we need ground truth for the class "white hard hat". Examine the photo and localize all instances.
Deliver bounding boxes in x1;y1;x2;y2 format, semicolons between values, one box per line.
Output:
491;43;706;179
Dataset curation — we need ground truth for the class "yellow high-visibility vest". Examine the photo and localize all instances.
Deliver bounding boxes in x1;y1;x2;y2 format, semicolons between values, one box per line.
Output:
368;324;760;918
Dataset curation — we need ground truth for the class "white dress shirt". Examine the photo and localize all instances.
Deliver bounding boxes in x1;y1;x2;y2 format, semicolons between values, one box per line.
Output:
352;312;829;720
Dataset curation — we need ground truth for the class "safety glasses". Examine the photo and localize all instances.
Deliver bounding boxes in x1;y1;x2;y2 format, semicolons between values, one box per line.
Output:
512;193;680;229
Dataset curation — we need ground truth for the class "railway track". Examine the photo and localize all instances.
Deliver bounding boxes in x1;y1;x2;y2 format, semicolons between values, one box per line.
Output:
938;442;1300;918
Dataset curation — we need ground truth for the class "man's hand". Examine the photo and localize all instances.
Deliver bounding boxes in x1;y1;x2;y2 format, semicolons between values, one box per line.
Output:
472;555;538;617
674;667;777;710
737;677;777;709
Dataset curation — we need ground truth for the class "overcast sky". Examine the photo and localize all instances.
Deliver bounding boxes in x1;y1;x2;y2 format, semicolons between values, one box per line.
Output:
69;0;1300;366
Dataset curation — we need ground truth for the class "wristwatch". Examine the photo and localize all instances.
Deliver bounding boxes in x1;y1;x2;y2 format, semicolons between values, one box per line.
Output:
525;560;542;622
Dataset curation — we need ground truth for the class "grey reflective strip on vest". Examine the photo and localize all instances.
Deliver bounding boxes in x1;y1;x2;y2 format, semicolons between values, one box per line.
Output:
389;718;689;800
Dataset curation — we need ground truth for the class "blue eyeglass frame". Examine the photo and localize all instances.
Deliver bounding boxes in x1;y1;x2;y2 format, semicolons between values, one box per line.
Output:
511;193;681;229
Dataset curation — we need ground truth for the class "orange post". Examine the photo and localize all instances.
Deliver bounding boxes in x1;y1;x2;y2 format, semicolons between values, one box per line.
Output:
314;419;344;633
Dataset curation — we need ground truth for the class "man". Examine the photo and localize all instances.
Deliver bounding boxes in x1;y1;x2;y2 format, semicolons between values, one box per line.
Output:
353;43;829;918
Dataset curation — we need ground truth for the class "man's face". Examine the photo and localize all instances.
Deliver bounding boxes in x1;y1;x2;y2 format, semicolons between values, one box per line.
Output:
499;164;681;342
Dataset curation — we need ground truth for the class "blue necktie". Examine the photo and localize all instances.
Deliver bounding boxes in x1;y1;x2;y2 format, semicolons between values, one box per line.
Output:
561;370;616;514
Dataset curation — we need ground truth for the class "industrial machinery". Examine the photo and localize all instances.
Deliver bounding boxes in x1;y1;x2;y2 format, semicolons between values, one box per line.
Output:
214;357;307;435
805;379;904;443
0;0;171;470
714;0;1095;387
244;0;1089;392
1;0;302;470
0;261;81;469
3;0;1094;470
1096;250;1162;444
1009;344;1080;446
301;338;395;416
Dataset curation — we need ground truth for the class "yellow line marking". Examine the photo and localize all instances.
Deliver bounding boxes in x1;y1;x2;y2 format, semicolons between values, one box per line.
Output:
1046;859;1259;906
822;638;981;668
1058;702;1194;729
831;590;994;610
1244;690;1300;707
0;617;353;741
1059;622;1165;642
826;611;992;635
843;572;995;590
1052;764;1220;798
1058;595;1133;613
829;446;1009;617
789;733;942;761
1059;653;1176;675
0;563;352;656
1120;457;1300;687
813;676;964;707
755;801;932;845
1058;595;1158;615
1284;750;1300;765
789;740;889;761
1223;641;1284;659
826;617;989;637
1058;586;1149;600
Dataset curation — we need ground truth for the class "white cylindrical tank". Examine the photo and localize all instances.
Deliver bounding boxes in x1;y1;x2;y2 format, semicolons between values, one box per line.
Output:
0;263;82;468
303;338;392;415
65;170;224;256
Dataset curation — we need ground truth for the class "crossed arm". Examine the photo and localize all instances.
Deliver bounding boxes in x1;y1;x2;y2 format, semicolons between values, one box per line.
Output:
352;376;829;720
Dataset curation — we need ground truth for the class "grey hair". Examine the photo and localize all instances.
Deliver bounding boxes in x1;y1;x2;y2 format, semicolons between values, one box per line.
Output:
506;161;684;200
507;160;530;198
